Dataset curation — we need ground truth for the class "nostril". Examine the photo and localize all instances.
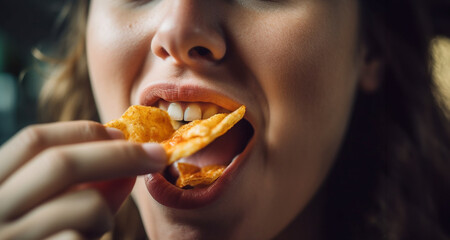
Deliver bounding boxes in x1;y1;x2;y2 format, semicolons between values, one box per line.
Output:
157;47;170;59
194;46;211;56
189;46;214;61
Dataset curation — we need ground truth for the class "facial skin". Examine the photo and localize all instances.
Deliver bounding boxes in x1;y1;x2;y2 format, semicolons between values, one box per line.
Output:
86;0;365;239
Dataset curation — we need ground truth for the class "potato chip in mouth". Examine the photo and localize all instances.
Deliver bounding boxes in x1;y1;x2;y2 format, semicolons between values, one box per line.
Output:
175;163;226;189
105;105;247;188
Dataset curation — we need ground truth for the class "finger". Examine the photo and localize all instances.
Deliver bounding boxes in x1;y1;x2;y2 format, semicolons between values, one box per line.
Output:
0;189;113;240
0;141;166;220
0;121;123;183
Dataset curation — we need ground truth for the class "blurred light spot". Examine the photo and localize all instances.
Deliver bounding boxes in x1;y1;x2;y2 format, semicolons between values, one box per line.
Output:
432;37;450;110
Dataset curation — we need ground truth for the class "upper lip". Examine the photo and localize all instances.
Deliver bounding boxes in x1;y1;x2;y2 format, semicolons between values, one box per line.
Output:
139;82;242;112
138;81;258;131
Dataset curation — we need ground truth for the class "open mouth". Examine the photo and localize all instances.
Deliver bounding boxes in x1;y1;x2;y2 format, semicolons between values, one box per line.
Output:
153;99;254;188
134;83;258;208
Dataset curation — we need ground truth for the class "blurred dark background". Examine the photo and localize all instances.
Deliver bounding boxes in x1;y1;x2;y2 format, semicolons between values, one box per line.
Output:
0;0;65;144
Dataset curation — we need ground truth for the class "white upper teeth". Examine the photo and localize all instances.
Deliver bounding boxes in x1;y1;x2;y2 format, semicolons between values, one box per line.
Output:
168;102;183;121
160;100;225;123
184;103;202;121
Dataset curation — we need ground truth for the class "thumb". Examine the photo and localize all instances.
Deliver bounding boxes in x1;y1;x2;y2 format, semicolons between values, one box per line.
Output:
90;177;136;213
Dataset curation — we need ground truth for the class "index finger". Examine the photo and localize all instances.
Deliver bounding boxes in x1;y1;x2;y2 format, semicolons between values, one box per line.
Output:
0;141;166;220
0;121;120;183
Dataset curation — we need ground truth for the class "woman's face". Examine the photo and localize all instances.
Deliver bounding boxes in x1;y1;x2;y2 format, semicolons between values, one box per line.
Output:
87;0;363;239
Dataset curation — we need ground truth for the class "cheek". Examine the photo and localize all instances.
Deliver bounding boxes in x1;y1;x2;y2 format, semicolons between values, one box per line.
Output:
249;6;358;159
235;1;360;210
86;4;151;122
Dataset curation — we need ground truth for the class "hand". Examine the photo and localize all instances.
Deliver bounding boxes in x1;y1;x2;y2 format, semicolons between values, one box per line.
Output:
0;121;166;239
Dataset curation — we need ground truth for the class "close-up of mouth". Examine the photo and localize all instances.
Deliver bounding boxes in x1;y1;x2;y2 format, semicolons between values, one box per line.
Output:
140;86;256;209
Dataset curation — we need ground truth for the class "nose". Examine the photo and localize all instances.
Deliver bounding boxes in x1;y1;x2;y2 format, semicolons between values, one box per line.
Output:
151;0;226;68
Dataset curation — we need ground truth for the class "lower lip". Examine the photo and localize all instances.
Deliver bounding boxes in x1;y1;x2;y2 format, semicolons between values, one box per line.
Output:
144;135;256;209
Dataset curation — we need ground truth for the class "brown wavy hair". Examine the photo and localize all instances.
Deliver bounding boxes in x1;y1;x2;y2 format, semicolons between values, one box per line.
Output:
37;0;450;239
37;0;96;122
323;0;450;239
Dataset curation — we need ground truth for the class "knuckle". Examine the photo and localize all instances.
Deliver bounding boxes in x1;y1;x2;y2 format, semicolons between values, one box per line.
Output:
19;125;46;151
77;121;106;140
40;148;76;181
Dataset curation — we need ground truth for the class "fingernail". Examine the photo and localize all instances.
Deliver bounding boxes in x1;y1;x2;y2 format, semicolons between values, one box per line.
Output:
142;143;167;169
105;127;125;139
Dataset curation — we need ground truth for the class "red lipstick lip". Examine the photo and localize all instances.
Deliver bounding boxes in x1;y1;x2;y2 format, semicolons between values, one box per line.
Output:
144;130;256;209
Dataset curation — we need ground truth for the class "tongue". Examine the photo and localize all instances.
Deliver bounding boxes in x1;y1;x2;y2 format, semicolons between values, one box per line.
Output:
181;119;253;167
166;119;253;180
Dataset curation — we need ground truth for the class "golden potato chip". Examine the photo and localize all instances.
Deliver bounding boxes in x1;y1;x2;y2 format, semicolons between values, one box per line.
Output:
177;161;201;176
176;162;226;188
104;105;174;143
105;105;246;188
162;105;246;165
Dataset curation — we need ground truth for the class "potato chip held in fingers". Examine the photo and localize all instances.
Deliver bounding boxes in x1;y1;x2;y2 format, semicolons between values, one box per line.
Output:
104;105;174;143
